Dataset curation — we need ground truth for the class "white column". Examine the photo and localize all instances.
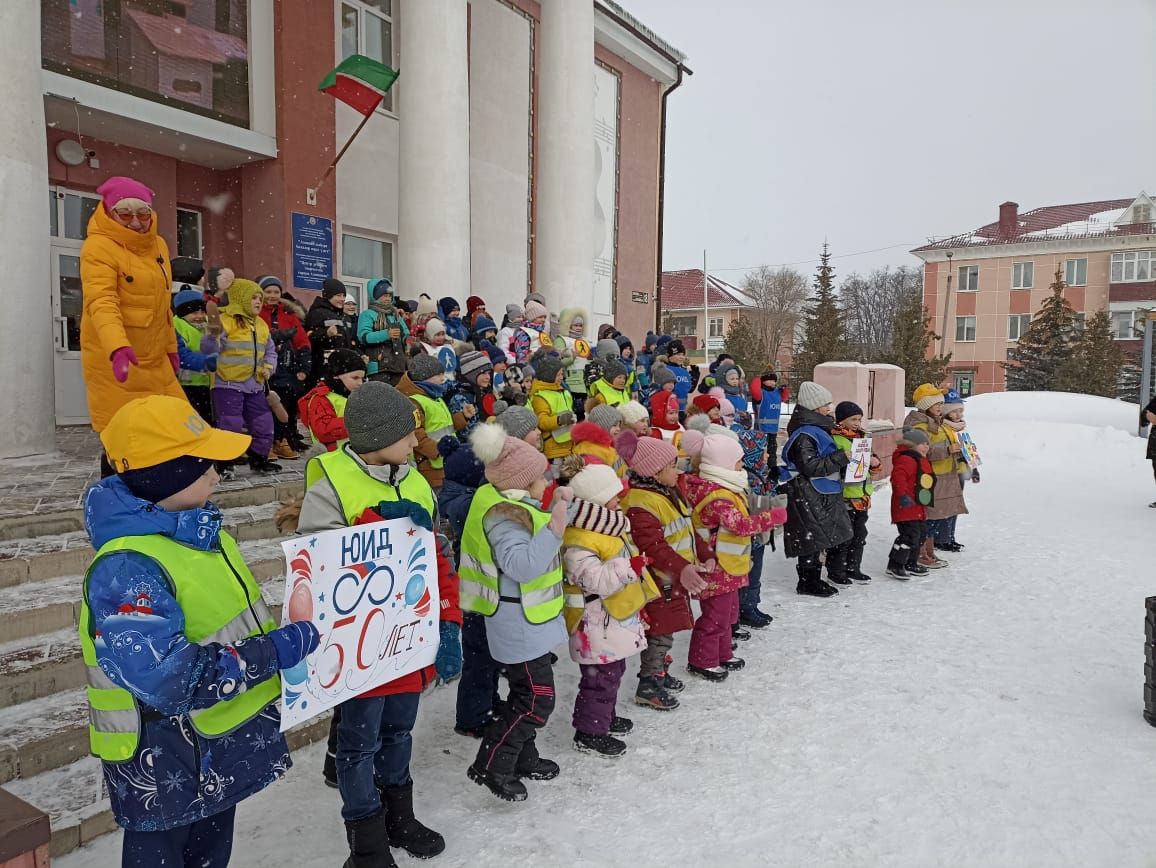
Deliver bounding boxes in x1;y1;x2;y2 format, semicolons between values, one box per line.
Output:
0;3;54;457
535;0;595;314
398;0;471;299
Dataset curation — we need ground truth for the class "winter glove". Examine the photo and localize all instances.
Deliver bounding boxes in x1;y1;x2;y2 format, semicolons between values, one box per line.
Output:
629;554;650;576
971;468;981;484
110;346;139;383
168;352;180;377
373;498;434;532
435;621;463;683
556;411;575;427
205;354;218;373
769;506;789;527
268;621;320;670
678;562;708;596
547;486;573;536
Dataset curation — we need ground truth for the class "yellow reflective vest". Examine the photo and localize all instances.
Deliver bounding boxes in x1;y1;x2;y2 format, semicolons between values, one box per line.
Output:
561;526;660;634
215;314;271;383
587;378;631;407
691;487;752;576
410;393;455;471
305;445;435;525
458;484;563;623
79;532;278;763
618;486;697;583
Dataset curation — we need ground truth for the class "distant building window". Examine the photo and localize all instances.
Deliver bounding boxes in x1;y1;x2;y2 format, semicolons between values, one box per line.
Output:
708;317;724;338
955;316;976;343
1111;251;1154;283
1012;262;1033;289
1064;258;1087;287
958;266;978;292
1073;312;1086;332
342;231;393;280
1007;314;1031;341
1111;310;1136;340
1135;204;1152;223
340;0;393;111
176;208;202;259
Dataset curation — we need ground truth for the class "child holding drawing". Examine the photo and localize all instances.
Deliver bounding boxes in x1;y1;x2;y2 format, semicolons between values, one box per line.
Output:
296;381;463;866
830;401;882;584
936;389;977;552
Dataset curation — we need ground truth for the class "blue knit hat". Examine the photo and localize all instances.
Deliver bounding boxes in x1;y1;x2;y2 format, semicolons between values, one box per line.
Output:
943;388;965;406
471;313;497;336
172;289;205;317
440;439;485;488
369;277;394;300
438;296;461;319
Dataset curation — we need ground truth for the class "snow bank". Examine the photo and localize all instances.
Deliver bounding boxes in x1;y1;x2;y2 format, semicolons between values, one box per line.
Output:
964;390;1140;434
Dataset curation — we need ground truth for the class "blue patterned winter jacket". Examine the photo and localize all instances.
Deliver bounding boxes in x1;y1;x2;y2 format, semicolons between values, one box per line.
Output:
83;476;291;832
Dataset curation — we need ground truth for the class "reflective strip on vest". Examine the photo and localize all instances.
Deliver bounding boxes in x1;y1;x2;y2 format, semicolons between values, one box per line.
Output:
590;380;631;406
692;489;753;575
305;447;436;525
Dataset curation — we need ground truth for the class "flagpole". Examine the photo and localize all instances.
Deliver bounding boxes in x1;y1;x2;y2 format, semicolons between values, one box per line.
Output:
308;108;376;204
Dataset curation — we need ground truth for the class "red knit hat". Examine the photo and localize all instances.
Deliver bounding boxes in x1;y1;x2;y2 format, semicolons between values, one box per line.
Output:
692;394;720;414
649;390;679;431
616;430;678;478
466;295;486;316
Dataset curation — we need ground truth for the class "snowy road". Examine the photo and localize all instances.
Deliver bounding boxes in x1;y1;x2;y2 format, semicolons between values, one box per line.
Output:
60;396;1156;867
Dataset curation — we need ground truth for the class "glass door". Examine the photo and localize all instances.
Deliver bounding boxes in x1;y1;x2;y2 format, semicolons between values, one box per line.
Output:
51;246;90;425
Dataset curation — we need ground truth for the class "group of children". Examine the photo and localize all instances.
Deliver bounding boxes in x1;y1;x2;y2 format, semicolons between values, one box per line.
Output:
83;281;979;866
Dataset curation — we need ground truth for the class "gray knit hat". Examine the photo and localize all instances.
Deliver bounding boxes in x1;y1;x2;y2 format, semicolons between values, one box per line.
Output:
493;402;539;441
595;338;620;361
409;353;444;383
902;427;930;446
345;382;417;454
797;380;833;411
457;350;492;383
600;356;628;383
534;355;564;383
650;361;676;388
587;403;622;432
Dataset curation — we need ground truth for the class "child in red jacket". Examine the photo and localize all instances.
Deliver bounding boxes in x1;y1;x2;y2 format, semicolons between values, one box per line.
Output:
887;428;936;580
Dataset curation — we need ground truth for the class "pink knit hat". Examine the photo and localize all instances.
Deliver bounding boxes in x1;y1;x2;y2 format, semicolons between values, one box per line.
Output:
616;430;677;478
701;434;743;470
470;423;547;492
680;429;705;459
96;176;154;212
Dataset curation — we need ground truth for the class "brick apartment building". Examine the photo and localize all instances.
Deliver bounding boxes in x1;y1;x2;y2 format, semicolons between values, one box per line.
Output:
911;192;1156;395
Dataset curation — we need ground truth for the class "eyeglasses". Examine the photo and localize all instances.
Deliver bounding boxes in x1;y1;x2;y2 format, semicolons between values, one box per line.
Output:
113;208;153;220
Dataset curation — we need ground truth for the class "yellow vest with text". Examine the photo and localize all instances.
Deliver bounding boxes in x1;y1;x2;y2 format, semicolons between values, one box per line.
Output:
305;446;435;525
79;532;278;763
692;487;752;576
409;393;455;470
561;525;660;633
588;378;631;407
458;484;563;623
618;486;697;582
534;386;574;445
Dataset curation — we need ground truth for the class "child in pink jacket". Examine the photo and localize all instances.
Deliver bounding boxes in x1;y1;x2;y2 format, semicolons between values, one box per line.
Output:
683;433;786;681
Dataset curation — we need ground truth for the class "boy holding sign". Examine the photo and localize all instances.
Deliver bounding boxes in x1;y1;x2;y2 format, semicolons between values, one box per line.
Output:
830;402;882;584
297;381;463;868
80;396;319;868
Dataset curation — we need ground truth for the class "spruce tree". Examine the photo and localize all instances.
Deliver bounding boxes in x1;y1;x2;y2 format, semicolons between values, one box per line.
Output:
793;243;849;378
1004;267;1081;392
1075;311;1125;398
885;289;951;403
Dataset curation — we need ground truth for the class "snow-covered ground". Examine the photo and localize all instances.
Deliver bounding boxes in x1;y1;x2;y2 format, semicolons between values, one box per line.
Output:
60;392;1156;867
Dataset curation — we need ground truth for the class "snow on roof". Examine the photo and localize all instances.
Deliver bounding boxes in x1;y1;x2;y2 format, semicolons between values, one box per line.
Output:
660;269;756;310
1022;208;1128;239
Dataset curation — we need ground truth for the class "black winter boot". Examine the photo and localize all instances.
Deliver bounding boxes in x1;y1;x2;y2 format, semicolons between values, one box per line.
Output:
515;741;560;781
467;763;528;801
635;676;680;710
380;782;445;859
573;731;627;758
609;715;634;736
796;568;838;597
344;812;396;868
248;451;282;474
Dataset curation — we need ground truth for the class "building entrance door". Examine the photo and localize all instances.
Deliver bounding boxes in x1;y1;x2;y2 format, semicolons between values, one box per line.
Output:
51;245;90;425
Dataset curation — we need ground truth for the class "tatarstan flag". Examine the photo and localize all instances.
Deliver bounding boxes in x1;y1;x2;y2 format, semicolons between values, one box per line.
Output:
319;54;399;116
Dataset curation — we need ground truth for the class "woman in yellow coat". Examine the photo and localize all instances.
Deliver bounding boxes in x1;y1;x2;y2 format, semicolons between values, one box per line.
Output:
80;177;185;453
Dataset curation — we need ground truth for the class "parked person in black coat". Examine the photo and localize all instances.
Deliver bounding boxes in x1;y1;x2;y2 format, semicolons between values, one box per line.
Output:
305;278;355;382
1144;396;1156;506
779;381;852;597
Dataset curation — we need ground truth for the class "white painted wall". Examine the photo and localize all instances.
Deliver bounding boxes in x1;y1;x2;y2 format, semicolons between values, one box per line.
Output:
335;103;401;242
468;0;532;316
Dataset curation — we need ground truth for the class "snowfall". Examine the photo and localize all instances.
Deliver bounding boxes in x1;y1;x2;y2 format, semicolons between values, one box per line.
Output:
59;392;1156;868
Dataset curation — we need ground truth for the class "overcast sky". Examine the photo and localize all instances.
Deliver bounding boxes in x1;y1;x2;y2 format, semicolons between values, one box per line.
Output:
625;0;1156;284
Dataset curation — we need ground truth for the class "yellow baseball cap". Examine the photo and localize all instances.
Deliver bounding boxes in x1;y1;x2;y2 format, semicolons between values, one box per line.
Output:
101;396;251;473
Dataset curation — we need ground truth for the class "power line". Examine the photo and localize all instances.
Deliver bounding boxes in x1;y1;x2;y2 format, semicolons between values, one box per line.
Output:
667;241;919;274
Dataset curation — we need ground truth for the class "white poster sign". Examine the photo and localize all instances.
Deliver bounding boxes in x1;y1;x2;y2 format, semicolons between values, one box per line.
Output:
278;519;440;731
844;438;873;483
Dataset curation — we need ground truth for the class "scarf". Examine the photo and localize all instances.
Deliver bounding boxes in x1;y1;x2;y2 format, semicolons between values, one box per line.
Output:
942;417;966;433
698;463;750;495
416;380;449;399
569;498;630;537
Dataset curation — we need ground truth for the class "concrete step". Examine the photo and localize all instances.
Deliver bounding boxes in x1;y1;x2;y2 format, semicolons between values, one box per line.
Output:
3;713;332;860
0;477;303;544
0;501;287;591
0;536;289;644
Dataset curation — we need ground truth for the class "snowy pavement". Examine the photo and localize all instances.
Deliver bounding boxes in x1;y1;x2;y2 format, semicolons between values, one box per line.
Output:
58;394;1156;867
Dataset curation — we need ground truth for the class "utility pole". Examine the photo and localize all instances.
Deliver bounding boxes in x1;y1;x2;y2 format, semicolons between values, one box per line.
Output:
939;250;954;356
702;249;709;364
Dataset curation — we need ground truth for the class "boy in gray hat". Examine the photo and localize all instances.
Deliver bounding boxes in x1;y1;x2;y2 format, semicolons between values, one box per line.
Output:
298;381;463;866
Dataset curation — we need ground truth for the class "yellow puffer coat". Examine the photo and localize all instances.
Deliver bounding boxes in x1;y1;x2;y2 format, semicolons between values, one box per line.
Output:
80;205;183;431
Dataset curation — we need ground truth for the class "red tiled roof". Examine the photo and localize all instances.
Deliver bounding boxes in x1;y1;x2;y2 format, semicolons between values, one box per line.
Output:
126;8;247;66
659;269;753;310
914;198;1136;252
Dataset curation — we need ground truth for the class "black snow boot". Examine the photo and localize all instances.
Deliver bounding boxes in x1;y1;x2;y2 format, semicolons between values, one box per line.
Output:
796;568;838;598
248;451;282;474
886;565;910;581
343;812;396;868
739;609;773;629
467;763;527;802
323;750;338;788
573;731;627;758
687;664;729;682
380;782;445;859
515;741;559;781
609;715;634;736
731;625;752;642
720;656;746;672
635;676;680;710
